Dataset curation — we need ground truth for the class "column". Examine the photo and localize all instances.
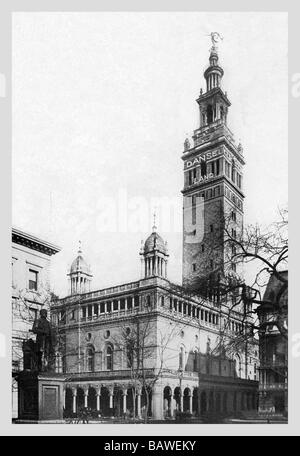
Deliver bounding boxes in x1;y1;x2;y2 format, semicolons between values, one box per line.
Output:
180;390;183;412
189;391;193;413
123;389;127;414
63;387;66;409
169;392;174;418
137;391;141;419
72;388;77;414
96;386;101;411
104;301;107;313
84;388;88;408
109;388;114;409
146;258;149;277
140;258;144;278
118;299;121;312
125;298;128;311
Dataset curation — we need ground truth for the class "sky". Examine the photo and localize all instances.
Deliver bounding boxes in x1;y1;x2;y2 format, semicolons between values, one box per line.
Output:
12;12;288;297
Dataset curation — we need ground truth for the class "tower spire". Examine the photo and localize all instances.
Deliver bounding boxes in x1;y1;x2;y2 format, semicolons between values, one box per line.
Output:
204;32;224;92
182;34;245;289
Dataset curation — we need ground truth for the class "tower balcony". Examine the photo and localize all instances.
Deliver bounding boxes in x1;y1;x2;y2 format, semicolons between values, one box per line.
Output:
192;119;235;149
183;120;244;163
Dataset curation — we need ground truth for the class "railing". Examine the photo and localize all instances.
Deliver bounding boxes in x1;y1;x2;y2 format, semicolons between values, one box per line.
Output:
54;277;172;308
65;368;156;380
259;383;287;391
80;306;142;323
196;118;224;135
85;280;141;300
160;307;220;330
189;121;239;154
56;280;141;306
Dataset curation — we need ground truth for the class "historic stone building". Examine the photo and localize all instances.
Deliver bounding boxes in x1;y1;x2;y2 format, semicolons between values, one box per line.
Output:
51;42;259;421
12;227;61;418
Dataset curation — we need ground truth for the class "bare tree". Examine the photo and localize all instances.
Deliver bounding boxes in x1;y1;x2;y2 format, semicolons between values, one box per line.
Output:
172;208;287;381
113;303;186;422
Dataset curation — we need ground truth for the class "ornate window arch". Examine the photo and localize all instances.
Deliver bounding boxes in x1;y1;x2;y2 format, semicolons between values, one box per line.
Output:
193;347;199;372
179;344;186;371
234;353;242;378
85;344;95;372
105;343;114;371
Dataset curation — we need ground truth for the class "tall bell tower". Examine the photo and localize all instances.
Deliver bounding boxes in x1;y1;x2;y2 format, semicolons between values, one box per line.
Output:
182;34;245;289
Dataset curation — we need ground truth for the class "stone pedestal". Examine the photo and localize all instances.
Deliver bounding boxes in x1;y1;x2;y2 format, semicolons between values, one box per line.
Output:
17;371;65;422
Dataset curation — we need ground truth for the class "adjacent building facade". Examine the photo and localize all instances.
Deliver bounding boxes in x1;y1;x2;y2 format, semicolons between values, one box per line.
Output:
51;43;259;421
257;271;288;416
12;227;61;418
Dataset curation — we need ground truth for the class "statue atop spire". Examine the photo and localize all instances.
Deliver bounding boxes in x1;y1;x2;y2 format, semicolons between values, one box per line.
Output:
209;32;223;51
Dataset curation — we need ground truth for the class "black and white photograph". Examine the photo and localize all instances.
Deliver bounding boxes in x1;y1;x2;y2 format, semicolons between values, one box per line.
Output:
10;10;288;430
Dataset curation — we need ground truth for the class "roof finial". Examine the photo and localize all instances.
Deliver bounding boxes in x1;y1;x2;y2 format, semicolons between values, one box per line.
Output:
152;209;157;232
78;240;82;254
184;134;190;151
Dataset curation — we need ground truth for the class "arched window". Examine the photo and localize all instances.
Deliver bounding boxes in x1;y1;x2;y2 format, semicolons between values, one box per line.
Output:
55;352;62;373
106;344;113;370
193;348;199;372
86;346;95;372
126;340;134;368
234;354;242;378
200;160;207;177
179;346;185;370
207;105;213;124
220;105;224;120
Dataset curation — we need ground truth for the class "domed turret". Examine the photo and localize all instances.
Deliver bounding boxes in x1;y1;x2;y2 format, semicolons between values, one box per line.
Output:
144;231;167;255
140;215;169;279
67;241;93;295
70;251;90;275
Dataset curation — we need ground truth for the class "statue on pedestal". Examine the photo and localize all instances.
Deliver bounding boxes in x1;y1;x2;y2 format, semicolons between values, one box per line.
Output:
31;309;55;372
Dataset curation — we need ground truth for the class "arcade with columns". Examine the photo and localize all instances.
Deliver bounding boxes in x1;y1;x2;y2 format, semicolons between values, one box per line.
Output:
62;379;258;420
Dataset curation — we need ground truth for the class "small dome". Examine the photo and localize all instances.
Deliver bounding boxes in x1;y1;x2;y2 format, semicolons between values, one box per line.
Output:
69;242;91;275
70;253;90;274
144;230;167;255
